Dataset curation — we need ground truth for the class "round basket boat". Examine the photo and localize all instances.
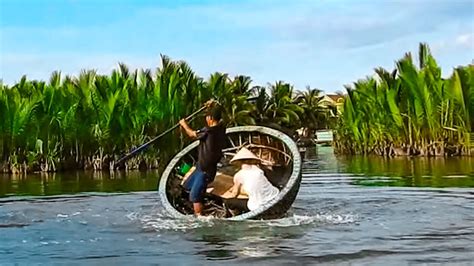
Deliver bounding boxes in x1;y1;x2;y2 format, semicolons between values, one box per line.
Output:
158;126;302;220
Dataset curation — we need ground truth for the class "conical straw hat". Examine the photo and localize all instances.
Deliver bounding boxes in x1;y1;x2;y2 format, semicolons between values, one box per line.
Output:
230;147;261;164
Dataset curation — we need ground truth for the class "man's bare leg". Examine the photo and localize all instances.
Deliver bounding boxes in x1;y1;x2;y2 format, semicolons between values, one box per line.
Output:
193;202;203;216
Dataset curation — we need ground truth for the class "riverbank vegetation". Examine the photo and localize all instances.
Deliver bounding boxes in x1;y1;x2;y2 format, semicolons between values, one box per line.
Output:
334;43;473;157
1;43;471;174
0;56;327;173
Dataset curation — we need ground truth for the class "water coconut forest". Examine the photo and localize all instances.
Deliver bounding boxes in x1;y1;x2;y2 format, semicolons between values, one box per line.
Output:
0;43;473;174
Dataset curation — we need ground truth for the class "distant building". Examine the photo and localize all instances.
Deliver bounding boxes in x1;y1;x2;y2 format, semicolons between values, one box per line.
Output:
320;94;345;116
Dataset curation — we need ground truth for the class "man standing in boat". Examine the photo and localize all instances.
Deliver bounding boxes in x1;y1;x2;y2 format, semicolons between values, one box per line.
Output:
179;101;226;216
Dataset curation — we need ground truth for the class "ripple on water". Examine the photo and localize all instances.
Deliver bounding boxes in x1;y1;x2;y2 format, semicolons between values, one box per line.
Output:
1;151;473;265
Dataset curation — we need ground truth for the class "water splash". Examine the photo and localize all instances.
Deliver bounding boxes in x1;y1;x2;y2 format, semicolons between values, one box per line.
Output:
127;210;357;232
127;211;218;232
264;213;357;227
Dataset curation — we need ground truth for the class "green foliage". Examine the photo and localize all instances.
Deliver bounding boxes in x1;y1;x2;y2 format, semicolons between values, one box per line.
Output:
295;86;328;134
0;55;314;172
335;43;473;156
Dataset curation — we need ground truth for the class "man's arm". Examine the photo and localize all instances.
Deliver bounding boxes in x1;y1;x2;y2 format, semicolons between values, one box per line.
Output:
179;119;197;138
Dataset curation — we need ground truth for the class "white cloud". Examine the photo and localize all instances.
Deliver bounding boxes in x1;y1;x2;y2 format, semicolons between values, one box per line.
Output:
455;33;474;48
1;0;473;92
431;32;474;55
0;53;159;84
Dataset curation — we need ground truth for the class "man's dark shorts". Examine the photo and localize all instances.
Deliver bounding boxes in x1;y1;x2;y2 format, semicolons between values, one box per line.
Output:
183;166;209;203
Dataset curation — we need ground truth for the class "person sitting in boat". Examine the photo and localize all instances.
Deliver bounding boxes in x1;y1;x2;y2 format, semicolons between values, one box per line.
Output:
179;102;226;216
225;147;279;213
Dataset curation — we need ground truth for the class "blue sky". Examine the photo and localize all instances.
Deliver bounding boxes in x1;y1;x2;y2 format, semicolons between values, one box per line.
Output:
0;0;473;92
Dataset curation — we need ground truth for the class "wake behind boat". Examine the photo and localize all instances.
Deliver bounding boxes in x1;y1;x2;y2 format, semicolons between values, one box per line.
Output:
158;126;302;220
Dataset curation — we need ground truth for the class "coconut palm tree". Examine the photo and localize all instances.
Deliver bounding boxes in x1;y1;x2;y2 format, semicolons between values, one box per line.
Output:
265;81;303;130
295;86;326;137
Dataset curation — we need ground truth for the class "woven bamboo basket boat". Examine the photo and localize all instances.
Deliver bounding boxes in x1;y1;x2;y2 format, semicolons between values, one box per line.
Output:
158;126;302;220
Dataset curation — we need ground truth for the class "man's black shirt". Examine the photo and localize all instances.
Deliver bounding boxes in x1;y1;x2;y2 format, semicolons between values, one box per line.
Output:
196;124;226;180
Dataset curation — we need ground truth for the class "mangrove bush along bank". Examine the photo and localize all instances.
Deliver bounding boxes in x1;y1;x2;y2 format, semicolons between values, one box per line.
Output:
334;43;473;157
0;56;329;173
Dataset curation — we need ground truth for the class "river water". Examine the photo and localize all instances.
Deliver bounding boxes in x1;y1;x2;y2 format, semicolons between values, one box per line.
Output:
1;147;473;265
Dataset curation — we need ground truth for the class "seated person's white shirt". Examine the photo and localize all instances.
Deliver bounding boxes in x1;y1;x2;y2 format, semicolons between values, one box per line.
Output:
233;164;279;211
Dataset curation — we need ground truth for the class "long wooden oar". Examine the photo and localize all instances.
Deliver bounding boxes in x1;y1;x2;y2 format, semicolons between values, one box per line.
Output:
114;96;259;168
114;105;208;167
